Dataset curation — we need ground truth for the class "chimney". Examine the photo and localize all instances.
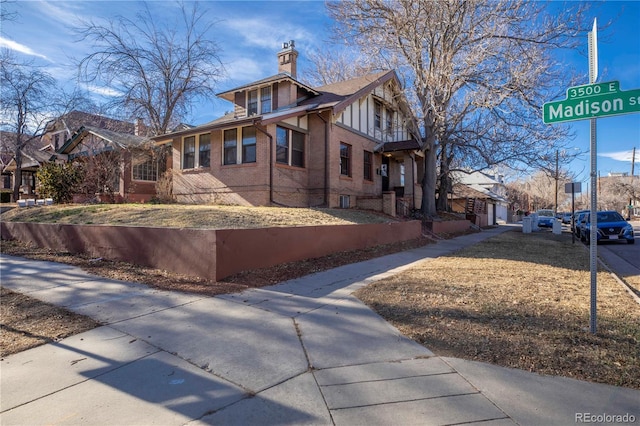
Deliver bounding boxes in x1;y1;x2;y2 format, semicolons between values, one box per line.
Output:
277;40;298;78
134;118;143;136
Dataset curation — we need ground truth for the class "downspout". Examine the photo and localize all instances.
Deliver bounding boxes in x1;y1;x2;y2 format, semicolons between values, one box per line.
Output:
253;121;275;205
316;111;329;207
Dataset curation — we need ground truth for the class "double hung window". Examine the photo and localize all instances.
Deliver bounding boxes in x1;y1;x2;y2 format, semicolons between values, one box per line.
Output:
340;143;351;176
363;151;373;181
242;127;256;163
183;136;195;169
276;126;305;167
199;133;211;168
223;129;238;165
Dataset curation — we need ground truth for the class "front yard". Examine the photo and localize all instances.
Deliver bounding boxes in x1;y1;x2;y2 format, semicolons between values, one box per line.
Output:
1;205;638;389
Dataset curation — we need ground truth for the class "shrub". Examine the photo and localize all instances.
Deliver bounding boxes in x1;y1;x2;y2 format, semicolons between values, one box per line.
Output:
37;162;84;203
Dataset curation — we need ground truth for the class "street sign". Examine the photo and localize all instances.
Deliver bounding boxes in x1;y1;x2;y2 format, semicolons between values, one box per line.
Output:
564;182;582;193
543;81;640;124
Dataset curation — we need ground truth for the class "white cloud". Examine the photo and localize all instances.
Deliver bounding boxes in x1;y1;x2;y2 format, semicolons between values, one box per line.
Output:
0;37;50;61
220;17;315;50
80;83;122;98
598;150;639;162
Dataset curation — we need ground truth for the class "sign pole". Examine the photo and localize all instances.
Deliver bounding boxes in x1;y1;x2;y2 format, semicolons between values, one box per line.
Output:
588;19;598;334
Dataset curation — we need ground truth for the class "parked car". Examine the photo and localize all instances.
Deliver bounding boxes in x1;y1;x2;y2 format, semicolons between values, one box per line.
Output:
574;211;589;239
572;210;589;235
562;212;572;224
536;209;555;227
580;211;635;245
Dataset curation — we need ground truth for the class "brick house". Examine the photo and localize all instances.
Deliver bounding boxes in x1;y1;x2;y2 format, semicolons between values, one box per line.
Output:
3;111;165;202
154;41;424;213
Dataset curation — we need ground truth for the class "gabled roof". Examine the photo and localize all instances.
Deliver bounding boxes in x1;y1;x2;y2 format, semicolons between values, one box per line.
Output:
304;70;396;114
217;73;319;102
58;126;151;154
45;110;135;135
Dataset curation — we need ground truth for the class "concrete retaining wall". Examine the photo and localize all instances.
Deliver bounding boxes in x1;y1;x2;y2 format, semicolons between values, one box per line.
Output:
1;220;421;281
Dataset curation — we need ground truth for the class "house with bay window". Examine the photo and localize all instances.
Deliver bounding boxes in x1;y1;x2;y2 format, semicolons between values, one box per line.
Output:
154;41;424;213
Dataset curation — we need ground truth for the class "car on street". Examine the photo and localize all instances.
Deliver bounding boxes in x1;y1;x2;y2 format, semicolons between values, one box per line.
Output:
536;209;555;227
574;211;589;239
580;211;635;245
561;212;572;224
572;210;589;235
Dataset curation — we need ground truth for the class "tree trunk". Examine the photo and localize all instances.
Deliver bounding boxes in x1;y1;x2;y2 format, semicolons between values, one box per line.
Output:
421;124;437;218
12;149;23;201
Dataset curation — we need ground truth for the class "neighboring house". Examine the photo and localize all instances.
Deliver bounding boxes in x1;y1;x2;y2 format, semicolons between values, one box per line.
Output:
56;125;164;203
153;41;423;213
2;111;162;202
1;128;54;199
450;170;509;225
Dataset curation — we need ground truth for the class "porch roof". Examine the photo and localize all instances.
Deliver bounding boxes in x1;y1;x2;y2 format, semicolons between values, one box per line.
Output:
377;139;421;153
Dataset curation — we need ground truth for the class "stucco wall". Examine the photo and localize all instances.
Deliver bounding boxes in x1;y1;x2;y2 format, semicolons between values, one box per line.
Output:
1;220;421;281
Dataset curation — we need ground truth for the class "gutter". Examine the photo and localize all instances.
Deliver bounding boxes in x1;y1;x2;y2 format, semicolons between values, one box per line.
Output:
253;120;276;205
316;111;330;207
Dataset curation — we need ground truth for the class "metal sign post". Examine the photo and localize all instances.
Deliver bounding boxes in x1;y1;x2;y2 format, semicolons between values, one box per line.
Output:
588;19;598;334
542;18;640;334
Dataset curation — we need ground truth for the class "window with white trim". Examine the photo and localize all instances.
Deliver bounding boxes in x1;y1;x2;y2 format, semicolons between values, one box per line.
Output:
182;133;211;169
374;101;382;130
247;85;273;116
242;127;256;163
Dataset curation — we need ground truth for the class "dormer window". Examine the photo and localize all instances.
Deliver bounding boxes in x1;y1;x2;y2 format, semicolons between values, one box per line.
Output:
246;85;272;116
374;101;382;130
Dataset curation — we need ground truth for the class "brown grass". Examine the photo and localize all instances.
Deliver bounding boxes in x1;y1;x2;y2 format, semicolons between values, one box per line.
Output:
0;204;393;229
354;230;640;389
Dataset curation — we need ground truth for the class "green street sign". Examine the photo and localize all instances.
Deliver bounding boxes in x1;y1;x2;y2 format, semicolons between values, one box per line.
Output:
543;80;640;124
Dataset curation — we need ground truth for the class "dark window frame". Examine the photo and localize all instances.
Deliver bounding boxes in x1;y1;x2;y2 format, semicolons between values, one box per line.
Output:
340;143;351;176
223;129;238;165
199;133;211;168
183;136;195;169
363;150;373;181
242;126;257;164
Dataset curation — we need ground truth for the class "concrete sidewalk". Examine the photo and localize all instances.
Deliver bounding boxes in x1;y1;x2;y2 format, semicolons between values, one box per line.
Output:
1;226;638;425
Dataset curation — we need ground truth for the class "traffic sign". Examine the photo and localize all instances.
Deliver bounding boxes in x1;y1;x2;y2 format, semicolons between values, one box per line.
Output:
543;81;640;124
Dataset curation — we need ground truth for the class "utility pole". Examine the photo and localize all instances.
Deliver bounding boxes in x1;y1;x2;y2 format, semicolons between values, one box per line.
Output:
629;147;636;219
555;149;559;214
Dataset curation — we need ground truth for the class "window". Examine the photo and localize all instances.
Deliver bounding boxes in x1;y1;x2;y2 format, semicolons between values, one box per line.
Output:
363;150;373;181
386;108;393;134
291;131;304;167
223;129;237;165
248;89;258;115
199;133;211;168
133;158;158;181
276;127;289;164
242;127;256;163
374;101;382;129
260;87;272;114
276;126;305;167
340;143;351;176
183;136;195;169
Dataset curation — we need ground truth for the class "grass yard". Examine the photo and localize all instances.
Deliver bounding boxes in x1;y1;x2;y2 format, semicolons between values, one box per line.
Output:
355;230;640;389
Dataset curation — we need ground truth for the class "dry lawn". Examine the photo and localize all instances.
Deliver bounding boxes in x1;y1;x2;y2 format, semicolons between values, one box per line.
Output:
355;230;640;389
0;204;392;229
2;204;638;389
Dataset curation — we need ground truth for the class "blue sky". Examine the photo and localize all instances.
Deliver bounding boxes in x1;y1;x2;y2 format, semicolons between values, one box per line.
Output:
2;0;639;184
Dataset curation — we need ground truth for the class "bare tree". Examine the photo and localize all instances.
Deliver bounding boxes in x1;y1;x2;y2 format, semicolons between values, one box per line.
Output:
302;46;381;87
76;2;224;135
327;0;590;217
0;50;57;200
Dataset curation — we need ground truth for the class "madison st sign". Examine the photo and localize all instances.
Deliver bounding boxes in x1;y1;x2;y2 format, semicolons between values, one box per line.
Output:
543;80;640;124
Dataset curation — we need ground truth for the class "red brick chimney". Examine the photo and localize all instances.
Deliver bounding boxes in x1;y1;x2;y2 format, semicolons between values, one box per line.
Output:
277;40;298;78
